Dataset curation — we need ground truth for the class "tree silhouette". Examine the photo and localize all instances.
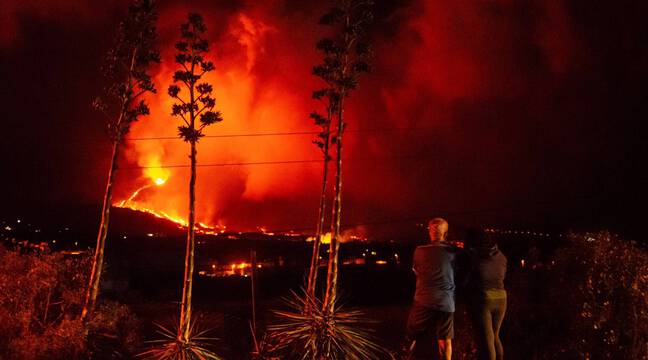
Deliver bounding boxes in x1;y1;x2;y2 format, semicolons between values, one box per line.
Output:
168;12;223;344
83;0;159;321
265;3;382;357
318;0;373;315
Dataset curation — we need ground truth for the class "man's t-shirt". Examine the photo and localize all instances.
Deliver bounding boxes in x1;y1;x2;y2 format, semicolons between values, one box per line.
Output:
413;243;456;312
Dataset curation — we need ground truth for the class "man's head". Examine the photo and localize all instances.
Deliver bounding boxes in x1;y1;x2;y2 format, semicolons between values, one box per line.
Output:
428;218;449;243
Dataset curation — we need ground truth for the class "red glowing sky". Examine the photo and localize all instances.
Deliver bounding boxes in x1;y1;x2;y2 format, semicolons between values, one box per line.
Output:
1;0;646;235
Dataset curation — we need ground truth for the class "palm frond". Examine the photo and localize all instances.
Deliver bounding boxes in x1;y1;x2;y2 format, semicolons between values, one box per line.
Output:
268;290;390;360
138;316;222;360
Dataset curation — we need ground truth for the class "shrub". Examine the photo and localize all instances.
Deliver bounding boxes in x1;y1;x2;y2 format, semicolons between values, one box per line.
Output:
0;246;140;359
549;232;648;359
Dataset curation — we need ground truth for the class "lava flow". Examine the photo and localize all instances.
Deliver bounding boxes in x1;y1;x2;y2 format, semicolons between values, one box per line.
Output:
115;166;226;234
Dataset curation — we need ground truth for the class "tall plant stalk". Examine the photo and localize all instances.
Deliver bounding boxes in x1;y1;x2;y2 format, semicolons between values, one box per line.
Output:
83;0;159;321
318;0;373;314
323;98;346;313
180;139;198;342
307;106;333;297
168;12;223;342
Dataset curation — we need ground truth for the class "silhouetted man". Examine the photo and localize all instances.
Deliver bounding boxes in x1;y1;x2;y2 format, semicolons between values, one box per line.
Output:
406;218;456;360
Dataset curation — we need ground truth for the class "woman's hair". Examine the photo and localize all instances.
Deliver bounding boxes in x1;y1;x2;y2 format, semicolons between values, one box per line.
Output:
465;228;495;249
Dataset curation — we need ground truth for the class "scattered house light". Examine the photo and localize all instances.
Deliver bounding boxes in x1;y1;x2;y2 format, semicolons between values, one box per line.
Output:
74;242;78;246
4;226;11;231
521;259;526;267
147;233;154;237
16;219;21;223
370;251;377;256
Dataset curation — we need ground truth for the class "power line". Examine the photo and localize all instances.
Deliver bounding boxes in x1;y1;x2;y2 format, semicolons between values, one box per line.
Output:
125;130;318;141
123;159;323;169
119;154;429;170
123;127;436;141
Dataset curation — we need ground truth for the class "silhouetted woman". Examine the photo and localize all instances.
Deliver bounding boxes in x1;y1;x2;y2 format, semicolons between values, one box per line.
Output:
465;229;507;360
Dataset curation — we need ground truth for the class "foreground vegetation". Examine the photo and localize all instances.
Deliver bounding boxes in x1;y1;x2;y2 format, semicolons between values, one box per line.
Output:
0;248;139;359
1;231;646;359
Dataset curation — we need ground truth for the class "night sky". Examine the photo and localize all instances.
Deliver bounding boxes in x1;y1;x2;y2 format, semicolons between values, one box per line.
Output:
1;0;646;237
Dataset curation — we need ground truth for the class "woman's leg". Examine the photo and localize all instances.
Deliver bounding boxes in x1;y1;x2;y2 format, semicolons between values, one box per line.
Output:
482;307;496;360
491;298;507;360
471;299;495;360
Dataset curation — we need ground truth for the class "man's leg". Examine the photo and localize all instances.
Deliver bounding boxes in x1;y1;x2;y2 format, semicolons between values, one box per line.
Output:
435;311;453;360
405;304;429;359
437;339;452;360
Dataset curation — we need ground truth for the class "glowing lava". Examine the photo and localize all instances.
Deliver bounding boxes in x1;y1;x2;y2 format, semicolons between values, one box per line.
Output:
115;171;225;234
154;177;166;186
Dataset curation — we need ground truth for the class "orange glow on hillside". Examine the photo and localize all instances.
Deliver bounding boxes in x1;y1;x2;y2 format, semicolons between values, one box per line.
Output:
113;10;321;231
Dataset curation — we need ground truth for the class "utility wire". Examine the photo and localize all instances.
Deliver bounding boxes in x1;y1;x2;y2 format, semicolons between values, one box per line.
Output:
119;154;428;170
123;127;436;141
123;159;322;169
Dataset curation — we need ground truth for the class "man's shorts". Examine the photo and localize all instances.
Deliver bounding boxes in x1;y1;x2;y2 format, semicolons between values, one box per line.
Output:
406;303;454;340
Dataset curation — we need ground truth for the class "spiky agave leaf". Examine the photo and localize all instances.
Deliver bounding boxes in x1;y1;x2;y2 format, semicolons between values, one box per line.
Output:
268;290;390;360
138;316;222;360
